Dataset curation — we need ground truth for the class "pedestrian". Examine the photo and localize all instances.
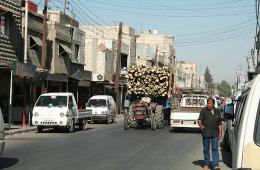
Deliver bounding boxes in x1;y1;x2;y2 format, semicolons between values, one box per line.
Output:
163;98;171;125
197;97;222;170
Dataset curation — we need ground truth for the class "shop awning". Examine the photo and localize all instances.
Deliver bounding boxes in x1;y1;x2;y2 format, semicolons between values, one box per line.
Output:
28;49;40;68
47;73;68;82
30;35;42;46
59;44;72;54
78;80;91;87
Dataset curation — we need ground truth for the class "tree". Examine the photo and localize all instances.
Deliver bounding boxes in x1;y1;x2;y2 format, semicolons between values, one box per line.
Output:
204;66;213;93
217;80;232;97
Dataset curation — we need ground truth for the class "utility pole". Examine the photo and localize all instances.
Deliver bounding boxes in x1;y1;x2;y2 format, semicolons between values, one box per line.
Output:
115;22;123;115
257;31;260;72
64;0;67;14
41;0;48;93
154;45;158;66
23;0;28;63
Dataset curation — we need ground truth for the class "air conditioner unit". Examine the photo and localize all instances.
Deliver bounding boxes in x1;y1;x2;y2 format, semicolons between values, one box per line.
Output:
92;73;105;81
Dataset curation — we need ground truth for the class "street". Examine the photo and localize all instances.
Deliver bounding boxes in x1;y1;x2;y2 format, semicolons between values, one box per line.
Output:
0;116;231;170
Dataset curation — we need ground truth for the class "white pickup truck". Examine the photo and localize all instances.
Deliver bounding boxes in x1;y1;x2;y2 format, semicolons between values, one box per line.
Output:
170;94;208;130
32;92;91;133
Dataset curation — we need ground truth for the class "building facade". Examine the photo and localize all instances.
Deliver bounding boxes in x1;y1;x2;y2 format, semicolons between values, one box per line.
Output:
47;11;88;103
0;0;22;123
175;61;205;90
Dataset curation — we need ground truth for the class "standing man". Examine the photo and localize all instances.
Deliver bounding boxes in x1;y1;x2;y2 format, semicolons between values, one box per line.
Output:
163;98;171;126
198;97;222;170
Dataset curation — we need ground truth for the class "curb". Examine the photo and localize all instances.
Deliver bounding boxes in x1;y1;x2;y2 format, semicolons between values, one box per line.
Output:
5;127;37;136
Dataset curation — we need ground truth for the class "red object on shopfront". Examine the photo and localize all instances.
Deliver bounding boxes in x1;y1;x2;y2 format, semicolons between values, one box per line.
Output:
22;109;26;127
21;1;38;13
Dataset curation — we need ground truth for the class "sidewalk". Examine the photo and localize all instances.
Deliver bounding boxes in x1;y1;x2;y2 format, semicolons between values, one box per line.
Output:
4;124;37;136
4;114;124;136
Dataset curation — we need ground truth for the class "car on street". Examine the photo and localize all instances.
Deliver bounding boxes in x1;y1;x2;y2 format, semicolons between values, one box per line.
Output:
86;95;116;124
170;93;208;130
226;73;260;170
32;92;91;133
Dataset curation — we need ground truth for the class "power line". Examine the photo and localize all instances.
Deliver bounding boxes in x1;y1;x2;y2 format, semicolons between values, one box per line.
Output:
87;0;253;11
175;29;253;47
176;23;255;42
90;0;250;9
85;4;253;18
174;19;254;37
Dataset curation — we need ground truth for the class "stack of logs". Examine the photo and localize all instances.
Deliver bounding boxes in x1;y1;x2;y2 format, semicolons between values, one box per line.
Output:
126;65;170;97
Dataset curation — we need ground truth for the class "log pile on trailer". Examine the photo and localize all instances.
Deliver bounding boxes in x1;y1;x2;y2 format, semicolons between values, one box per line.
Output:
125;65;170;97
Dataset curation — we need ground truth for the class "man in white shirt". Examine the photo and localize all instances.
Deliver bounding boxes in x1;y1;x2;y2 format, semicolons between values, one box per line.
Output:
141;93;151;104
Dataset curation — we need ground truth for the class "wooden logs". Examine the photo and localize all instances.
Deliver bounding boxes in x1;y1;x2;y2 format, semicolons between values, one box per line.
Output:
126;65;170;97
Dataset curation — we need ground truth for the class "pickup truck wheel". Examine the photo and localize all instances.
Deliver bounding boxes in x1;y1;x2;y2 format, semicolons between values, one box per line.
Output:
68;120;75;133
83;120;88;130
106;116;111;124
78;120;84;131
112;117;116;123
37;126;44;133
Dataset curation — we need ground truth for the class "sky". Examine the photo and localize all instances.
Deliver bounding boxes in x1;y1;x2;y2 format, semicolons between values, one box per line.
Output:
36;0;256;84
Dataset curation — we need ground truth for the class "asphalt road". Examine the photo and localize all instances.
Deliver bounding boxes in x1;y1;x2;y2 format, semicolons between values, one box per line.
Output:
0;116;232;170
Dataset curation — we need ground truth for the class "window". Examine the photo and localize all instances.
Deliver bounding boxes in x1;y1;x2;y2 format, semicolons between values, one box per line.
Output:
254;99;260;145
35;96;67;107
87;99;107;107
75;44;80;61
121;54;128;68
69;96;73;108
234;92;249;139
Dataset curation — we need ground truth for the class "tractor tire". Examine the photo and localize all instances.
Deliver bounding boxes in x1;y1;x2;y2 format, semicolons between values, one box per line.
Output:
151;113;156;130
124;109;129;130
155;105;164;129
127;105;137;128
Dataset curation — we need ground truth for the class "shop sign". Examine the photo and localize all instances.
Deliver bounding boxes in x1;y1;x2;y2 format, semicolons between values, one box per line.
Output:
16;63;36;77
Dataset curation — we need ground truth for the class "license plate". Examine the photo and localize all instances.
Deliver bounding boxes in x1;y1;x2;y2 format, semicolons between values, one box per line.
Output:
183;120;195;124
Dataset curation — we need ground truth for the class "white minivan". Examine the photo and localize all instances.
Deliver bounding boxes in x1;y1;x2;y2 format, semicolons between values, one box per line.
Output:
228;73;260;170
86;95;116;124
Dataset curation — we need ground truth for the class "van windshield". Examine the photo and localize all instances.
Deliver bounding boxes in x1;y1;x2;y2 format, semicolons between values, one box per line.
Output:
35;96;67;107
87;99;107;107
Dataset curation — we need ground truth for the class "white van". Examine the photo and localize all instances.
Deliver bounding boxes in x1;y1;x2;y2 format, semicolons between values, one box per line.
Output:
86;95;116;124
227;73;260;170
0;108;5;156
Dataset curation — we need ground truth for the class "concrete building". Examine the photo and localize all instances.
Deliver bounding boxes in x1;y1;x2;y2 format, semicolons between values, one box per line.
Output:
9;1;44;123
0;0;22;123
136;30;175;67
136;43;156;67
47;11;89;102
80;24;137;96
175;61;205;90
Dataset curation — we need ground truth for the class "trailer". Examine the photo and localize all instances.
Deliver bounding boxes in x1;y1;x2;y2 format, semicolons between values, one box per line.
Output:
124;66;171;130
